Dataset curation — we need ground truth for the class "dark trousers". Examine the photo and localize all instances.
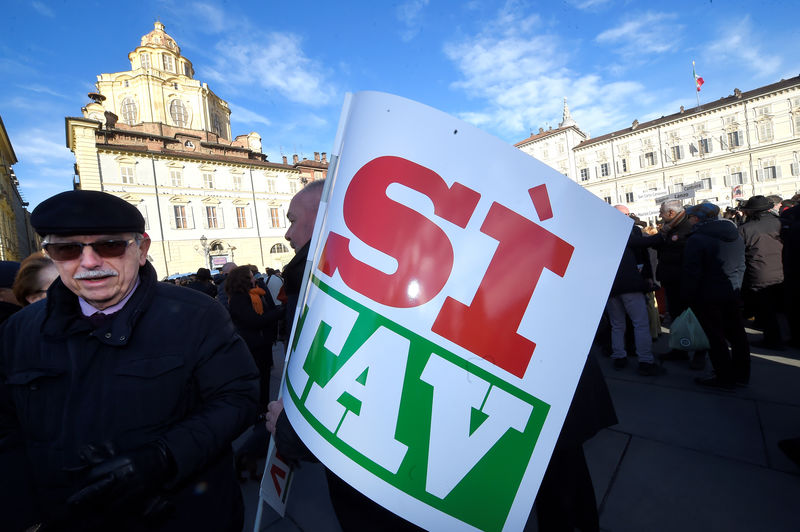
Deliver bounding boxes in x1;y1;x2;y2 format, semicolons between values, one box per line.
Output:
663;281;688;322
693;301;751;385
534;445;598;532
747;284;784;346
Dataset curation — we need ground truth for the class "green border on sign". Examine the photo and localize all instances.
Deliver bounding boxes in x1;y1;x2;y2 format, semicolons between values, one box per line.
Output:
286;276;550;531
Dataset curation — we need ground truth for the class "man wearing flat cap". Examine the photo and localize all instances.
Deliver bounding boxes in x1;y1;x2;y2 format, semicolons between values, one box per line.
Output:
0;190;259;531
739;195;785;349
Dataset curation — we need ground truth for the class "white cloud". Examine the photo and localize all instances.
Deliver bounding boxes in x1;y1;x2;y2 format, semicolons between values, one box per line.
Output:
12;128;73;166
186;5;334;108
706;16;781;79
190;3;229;34
396;0;429;42
596;12;683;57
568;0;613;10
31;1;55;18
444;4;657;139
228;103;271;127
18;84;69;99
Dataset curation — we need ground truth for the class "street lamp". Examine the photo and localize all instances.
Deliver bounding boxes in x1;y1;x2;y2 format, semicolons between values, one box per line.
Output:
198;235;210;269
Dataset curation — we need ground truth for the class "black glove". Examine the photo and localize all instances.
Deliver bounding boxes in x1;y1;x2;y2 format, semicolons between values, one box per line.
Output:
67;441;175;507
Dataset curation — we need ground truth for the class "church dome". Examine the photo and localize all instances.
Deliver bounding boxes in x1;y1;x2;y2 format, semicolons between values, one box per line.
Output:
140;21;180;54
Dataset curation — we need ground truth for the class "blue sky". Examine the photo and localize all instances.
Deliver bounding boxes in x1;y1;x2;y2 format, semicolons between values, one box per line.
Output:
2;0;798;210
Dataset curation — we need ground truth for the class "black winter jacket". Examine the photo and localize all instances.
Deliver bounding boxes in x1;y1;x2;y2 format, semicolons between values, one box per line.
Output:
739;212;783;290
0;262;259;531
655;211;693;285
228;291;282;360
681;219;745;304
610;227;661;296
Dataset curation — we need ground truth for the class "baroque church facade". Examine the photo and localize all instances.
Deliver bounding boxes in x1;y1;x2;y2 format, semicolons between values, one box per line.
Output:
66;22;327;278
516;77;800;224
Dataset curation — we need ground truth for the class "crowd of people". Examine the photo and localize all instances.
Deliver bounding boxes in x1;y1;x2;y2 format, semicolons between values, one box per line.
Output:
598;192;800;391
1;182;798;531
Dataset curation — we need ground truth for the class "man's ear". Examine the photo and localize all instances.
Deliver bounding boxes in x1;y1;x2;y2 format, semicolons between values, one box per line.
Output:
138;237;152;266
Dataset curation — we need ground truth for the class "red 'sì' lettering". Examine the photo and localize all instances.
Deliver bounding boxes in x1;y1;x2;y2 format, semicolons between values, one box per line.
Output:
318;156;480;307
431;200;574;378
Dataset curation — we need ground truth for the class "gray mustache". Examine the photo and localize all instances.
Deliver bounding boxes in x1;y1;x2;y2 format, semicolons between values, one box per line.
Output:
74;270;119;280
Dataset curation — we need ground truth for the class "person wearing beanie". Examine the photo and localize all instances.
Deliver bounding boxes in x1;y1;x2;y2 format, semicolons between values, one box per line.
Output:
0;190;258;531
682;202;750;389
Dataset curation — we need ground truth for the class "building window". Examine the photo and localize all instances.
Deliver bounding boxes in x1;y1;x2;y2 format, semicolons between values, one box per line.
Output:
120;166;135;184
625;192;634;202
698;138;712;155
603;196;612;204
162;53;174;72
170;169;183;187
236;207;248;228
618;158;628;173
600;163;610;177
670;145;684;161
314;170;323;180
643;152;656;166
120;97;137;124
270;243;289;254
727;131;742;148
206;206;218;228
758;121;774;142
702;178;712;189
174;205;187;229
173;82;178;90
289;181;298;194
203;172;214;189
728;172;744;185
183;62;191;77
140;53;150;69
123;80;130;88
212;114;222;136
270;208;281;228
580;168;590;181
267;178;276;193
763;166;777;179
233;174;242;190
170;100;189;127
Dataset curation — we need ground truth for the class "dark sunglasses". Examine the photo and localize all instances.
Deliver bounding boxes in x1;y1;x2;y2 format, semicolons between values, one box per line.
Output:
42;239;136;261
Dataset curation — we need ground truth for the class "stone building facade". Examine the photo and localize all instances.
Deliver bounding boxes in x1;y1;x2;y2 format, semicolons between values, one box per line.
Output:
516;77;800;224
66;22;327;278
0;116;36;261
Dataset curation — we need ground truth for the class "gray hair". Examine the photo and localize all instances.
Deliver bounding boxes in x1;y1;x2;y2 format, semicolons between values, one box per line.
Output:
661;200;684;213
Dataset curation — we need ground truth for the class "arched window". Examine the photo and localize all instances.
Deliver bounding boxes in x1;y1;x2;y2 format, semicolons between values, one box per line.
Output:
170;99;188;127
120;97;137;124
270;243;289;254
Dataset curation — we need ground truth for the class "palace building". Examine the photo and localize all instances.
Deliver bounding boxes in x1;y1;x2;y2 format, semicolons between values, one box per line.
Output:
516;77;800;223
66;22;326;278
0;115;37;261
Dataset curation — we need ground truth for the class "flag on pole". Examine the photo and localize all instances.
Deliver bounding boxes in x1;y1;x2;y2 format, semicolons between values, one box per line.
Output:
693;61;704;92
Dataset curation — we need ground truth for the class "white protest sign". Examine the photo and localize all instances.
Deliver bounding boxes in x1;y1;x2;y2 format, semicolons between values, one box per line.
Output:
279;91;631;531
636;189;667;201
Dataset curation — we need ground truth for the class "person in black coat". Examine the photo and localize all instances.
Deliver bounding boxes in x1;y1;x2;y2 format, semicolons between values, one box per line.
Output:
606;206;664;375
1;190;259;531
681;203;750;389
739;195;785;349
226;265;283;413
186;267;217;297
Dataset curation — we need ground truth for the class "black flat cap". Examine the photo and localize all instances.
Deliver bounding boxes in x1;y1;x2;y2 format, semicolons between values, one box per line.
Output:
31;190;145;237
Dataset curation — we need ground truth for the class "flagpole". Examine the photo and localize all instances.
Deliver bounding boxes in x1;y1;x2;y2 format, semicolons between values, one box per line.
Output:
693;61;701;109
